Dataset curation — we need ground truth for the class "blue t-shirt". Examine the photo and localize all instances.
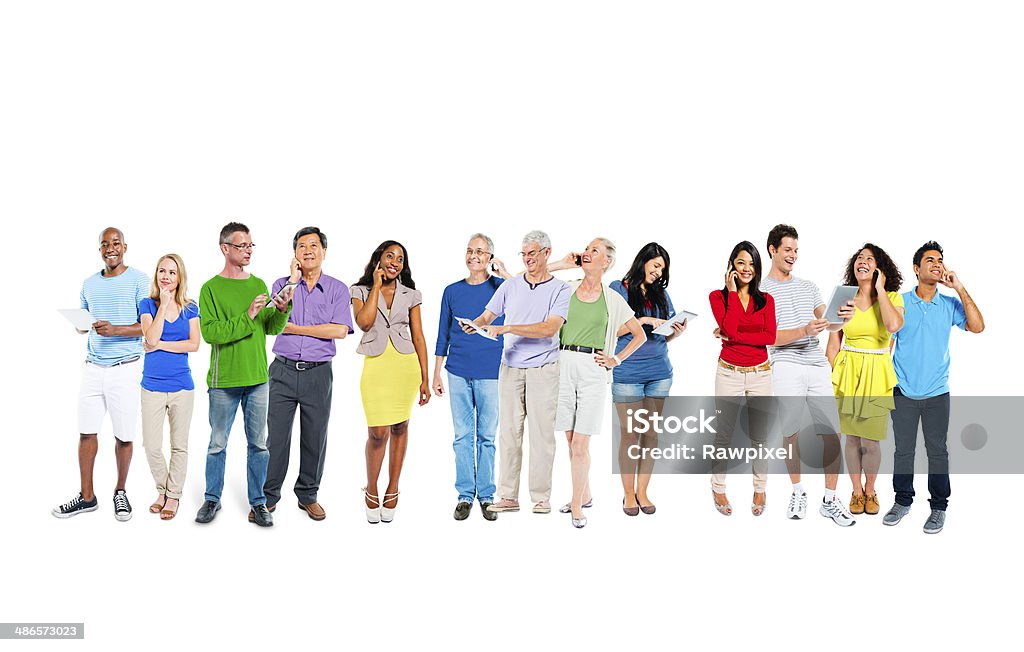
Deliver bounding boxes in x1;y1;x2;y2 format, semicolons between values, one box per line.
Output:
609;280;675;384
80;267;149;365
892;288;967;399
139;298;199;392
435;278;505;380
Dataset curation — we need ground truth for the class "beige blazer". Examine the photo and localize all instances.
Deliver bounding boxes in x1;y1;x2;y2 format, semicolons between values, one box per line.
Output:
351;282;423;356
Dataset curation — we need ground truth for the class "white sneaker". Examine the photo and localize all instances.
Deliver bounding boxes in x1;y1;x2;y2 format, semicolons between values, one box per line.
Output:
820;497;856;527
787;491;808;519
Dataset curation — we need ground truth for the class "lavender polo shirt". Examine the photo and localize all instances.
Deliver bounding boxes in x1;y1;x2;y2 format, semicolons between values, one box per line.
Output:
271;273;354;363
485;274;571;368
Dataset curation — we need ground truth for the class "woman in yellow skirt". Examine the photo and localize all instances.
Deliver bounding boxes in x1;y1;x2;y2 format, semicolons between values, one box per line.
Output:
827;243;904;516
352;240;430;524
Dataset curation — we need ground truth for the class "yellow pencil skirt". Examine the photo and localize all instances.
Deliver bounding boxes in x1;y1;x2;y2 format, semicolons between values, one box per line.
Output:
360;339;422;427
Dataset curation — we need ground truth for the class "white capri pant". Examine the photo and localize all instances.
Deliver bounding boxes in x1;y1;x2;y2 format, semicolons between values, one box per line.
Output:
772;360;841;436
555;350;608;435
78;359;142;442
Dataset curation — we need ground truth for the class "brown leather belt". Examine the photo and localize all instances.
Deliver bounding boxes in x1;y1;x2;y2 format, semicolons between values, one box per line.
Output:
718;358;771;373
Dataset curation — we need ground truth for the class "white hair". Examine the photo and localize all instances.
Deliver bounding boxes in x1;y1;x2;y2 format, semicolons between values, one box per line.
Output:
467;233;494;254
522;230;551;251
595;236;616;268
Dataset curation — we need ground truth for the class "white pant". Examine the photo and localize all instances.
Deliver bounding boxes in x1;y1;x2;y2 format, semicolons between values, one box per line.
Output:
772;360;840;436
78;359;142;442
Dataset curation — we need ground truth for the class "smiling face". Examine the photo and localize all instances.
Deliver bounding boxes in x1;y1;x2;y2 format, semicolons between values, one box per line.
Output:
731;249;756;288
98;228;126;272
465;236;492;274
580;239;611;273
379;244;405;281
156;257;179;294
915;249;944;283
221;230;253;268
520;240;550;275
771;236;798;274
643;256;666;285
853;248;878;282
295;233;325;273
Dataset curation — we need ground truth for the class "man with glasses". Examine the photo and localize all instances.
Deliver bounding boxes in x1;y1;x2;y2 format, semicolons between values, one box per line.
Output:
466;230;570;515
53;227;149;521
432;234;509;521
195;222;294;527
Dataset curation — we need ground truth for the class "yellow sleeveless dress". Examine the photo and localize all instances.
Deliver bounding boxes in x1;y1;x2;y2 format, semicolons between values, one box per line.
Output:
831;291;904;440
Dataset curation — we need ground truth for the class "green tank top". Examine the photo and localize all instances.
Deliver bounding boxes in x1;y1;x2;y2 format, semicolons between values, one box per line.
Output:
560;291;608;349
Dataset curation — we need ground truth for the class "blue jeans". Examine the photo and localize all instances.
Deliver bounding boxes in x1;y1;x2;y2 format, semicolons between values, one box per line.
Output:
448;372;498;503
205;384;270;506
611;377;673;403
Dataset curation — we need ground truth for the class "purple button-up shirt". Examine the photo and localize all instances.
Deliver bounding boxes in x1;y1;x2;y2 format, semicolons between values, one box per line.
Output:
271;273;354;362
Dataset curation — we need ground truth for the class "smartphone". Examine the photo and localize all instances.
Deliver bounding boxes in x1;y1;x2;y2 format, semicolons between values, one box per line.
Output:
268;280;298;306
872;270;879;285
574;255;582;266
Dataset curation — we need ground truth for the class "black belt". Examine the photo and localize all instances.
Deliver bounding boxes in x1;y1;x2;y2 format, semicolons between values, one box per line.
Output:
560;345;602;354
87;356;140;367
275;356;329;371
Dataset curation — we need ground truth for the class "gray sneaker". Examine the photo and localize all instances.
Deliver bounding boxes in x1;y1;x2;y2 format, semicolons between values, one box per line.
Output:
883;503;911;526
923;509;945;534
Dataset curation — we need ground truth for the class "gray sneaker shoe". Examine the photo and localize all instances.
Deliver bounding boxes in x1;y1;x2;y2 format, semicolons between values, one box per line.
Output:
923;509;945;534
883;503;911;526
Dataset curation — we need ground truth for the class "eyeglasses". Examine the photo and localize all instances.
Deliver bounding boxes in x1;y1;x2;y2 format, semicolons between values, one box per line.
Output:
466;249;493;259
225;242;256;251
519;248;548;260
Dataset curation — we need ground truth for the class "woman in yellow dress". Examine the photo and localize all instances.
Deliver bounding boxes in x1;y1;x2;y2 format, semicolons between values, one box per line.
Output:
827;243;904;516
352;241;431;524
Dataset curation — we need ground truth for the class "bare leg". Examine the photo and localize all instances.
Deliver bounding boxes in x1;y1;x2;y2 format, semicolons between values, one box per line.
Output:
636;396;661;508
861;438;881;494
845;435;865;495
114;439;133;492
783;433;801;485
822;433;842;491
365;425;389;507
79;434;98;500
384;420;410;508
569;432;591;518
615;401;640;509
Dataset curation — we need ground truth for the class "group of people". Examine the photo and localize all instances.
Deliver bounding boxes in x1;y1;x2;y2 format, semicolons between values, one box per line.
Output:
705;225;983;533
52;222;982;534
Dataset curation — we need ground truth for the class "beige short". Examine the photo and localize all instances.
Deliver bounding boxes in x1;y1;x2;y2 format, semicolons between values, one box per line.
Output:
555;350;609;435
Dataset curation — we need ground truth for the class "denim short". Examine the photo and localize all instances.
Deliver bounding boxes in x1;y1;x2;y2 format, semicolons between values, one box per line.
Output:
611;377;673;403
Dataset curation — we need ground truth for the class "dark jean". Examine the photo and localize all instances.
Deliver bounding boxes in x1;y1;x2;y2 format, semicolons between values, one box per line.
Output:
891;387;951;511
205;383;270;506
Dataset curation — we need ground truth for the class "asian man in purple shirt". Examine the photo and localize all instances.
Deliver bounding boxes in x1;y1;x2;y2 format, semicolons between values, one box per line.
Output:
264;227;354;521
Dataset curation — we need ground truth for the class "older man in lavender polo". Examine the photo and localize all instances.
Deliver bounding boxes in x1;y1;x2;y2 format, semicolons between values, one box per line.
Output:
466;230;571;514
264;227;354;521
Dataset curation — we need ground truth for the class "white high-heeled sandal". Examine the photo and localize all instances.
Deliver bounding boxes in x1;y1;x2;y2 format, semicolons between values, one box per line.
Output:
381;491;400;523
363;488;381;524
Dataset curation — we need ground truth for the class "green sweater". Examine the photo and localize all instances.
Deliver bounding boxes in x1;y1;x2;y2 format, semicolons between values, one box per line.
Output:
199;275;291;388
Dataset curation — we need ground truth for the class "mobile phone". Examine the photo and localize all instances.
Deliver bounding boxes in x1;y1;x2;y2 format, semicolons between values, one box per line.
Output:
269;280;298;306
574;255;582;266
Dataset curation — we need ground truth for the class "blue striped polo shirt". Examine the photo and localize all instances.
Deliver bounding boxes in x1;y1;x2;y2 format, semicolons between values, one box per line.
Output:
80;267;149;365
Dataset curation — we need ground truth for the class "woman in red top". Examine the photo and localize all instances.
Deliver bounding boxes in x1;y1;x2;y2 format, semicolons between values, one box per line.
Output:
708;241;776;517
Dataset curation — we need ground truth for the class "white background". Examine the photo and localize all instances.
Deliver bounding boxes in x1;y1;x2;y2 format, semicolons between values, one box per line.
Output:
2;2;1022;650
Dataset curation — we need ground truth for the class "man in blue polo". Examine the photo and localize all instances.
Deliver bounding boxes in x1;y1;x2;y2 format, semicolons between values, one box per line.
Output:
885;241;984;534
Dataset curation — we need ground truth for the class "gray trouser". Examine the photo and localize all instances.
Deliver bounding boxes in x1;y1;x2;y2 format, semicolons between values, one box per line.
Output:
265;358;333;506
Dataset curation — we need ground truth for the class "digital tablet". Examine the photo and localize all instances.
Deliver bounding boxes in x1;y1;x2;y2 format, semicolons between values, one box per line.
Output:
652;310;697;337
456;316;498;341
823;285;858;324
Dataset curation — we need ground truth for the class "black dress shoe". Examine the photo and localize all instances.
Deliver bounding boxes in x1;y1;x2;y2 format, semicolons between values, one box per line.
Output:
249;504;274;527
479;502;498;521
454;501;472;521
195;500;221;524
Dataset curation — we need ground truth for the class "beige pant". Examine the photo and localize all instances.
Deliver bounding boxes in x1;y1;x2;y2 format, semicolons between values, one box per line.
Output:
497;361;559;504
141;389;194;499
711;364;773;494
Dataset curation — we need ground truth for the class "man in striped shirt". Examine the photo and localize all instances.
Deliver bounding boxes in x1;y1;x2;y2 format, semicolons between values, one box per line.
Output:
762;224;856;526
52;227;149;521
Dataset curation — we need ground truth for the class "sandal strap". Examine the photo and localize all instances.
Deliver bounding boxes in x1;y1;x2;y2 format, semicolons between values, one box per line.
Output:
362;487;380;506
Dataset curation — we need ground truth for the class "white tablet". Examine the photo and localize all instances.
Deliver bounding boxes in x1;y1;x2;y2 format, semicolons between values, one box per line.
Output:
823;286;858;325
456;316;498;341
652;310;697;337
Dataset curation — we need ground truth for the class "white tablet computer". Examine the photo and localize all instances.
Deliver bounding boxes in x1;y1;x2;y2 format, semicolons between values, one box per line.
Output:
823;286;858;324
651;310;697;337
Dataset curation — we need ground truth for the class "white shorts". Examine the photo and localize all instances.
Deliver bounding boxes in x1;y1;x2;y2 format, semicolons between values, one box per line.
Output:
554;350;608;436
78;359;142;442
772;360;840;436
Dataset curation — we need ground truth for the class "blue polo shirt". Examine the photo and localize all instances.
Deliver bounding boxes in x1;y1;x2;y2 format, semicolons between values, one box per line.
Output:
892;287;967;399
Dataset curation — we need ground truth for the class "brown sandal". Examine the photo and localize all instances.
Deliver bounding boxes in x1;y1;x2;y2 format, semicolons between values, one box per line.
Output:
149;494;167;514
160;498;179;521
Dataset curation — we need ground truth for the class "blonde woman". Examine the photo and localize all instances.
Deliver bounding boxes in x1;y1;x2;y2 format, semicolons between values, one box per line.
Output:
139;254;200;520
